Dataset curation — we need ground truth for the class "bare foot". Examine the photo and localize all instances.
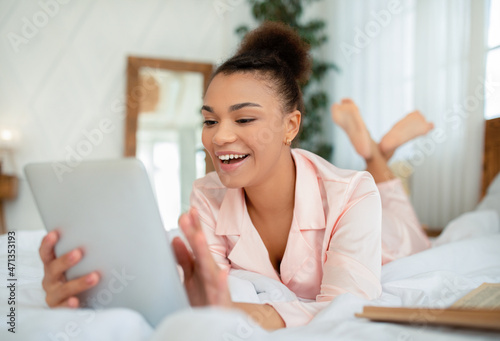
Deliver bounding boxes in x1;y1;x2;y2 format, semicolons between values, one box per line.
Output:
331;98;372;159
379;110;434;160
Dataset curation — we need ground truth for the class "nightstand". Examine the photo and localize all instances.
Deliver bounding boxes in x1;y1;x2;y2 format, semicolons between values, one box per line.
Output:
0;174;18;234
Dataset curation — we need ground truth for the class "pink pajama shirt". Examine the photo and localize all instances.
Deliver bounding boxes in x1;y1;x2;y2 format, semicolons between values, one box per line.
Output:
190;148;430;327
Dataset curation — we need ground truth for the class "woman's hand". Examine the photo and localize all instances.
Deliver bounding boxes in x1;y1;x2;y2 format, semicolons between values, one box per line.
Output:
39;231;100;308
172;208;232;307
172;209;286;330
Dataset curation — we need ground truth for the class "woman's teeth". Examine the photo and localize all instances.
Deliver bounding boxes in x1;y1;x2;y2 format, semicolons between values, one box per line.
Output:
218;154;248;164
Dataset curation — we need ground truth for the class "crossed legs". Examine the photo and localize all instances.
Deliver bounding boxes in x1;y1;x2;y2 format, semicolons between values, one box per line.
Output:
331;98;434;263
331;98;434;183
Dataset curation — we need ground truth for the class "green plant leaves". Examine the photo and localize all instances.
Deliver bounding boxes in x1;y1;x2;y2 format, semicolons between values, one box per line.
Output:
237;0;339;160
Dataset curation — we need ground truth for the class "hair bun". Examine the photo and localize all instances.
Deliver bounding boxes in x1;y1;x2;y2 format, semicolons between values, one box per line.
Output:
237;21;311;83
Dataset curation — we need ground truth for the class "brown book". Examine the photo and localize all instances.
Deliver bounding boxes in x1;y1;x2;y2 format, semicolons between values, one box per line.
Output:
355;283;500;331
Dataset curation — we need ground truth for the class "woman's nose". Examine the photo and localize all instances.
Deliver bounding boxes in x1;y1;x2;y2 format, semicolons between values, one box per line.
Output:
212;121;237;145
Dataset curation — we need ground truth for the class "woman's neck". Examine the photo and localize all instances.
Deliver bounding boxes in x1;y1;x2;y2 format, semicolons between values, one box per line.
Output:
244;151;296;219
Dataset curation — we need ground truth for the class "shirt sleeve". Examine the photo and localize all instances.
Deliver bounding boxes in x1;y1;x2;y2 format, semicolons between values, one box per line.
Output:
268;173;383;327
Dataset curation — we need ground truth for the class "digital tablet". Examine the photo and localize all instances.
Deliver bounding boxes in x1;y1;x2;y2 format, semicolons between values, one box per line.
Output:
25;158;189;327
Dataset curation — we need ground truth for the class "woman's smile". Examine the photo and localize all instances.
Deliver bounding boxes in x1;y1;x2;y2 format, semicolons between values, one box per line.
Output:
218;153;251;172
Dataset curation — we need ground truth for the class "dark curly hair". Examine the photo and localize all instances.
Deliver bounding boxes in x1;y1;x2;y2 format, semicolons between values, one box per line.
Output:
210;21;312;114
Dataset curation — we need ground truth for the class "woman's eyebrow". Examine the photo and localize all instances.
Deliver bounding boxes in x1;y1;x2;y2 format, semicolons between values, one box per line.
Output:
229;102;262;112
201;105;213;113
201;102;262;113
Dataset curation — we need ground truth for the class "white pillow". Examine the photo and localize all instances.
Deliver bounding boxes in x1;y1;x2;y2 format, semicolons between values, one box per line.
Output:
476;172;500;218
432;210;500;247
486;171;500;194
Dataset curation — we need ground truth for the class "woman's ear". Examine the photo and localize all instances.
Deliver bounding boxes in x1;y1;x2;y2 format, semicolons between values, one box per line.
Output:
285;110;301;141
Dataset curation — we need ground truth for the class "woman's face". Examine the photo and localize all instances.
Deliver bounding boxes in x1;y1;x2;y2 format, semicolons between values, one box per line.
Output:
202;72;295;188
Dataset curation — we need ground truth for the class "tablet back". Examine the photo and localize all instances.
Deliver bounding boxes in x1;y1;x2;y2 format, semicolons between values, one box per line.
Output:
25;158;189;327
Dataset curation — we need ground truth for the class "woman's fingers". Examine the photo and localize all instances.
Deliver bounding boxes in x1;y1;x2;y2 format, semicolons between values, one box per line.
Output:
179;209;202;239
182;210;208;256
43;248;83;283
39;231;59;265
178;208;232;307
193;229;219;275
58;296;80;309
189;208;203;232
182;208;222;276
182;213;218;273
45;272;100;307
178;213;195;243
192;231;231;306
172;237;194;279
39;231;102;308
194;232;230;303
179;212;202;259
216;270;232;306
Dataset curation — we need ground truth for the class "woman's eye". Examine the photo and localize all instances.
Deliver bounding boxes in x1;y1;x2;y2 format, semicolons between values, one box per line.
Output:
203;120;217;126
236;118;255;124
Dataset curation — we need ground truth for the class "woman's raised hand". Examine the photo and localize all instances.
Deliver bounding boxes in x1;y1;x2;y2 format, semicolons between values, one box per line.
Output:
172;208;232;307
38;231;100;308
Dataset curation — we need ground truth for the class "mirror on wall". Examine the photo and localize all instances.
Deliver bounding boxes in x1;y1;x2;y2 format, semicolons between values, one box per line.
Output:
125;56;214;230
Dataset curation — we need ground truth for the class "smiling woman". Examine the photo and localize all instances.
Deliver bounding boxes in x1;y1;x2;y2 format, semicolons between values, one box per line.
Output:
35;19;431;332
171;21;383;330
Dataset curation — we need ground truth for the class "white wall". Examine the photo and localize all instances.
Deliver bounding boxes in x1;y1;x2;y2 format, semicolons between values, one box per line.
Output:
2;0;486;232
0;0;255;231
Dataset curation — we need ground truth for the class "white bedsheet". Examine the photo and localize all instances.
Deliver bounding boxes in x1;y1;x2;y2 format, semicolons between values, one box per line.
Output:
1;227;499;340
1;177;500;341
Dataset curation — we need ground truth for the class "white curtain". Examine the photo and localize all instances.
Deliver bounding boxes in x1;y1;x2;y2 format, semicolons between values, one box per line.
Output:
411;0;487;228
321;0;487;228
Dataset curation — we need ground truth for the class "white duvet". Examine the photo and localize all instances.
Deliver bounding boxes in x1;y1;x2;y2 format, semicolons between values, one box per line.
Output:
1;175;500;340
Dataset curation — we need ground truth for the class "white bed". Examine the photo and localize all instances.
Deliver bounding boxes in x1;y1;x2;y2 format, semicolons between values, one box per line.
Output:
1;174;499;341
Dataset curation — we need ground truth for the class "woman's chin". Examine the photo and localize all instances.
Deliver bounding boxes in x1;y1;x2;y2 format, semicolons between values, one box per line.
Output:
214;157;253;188
215;170;247;189
217;174;241;188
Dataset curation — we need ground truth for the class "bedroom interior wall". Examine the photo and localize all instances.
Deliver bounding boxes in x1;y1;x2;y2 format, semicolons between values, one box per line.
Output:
3;0;484;233
0;0;255;231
